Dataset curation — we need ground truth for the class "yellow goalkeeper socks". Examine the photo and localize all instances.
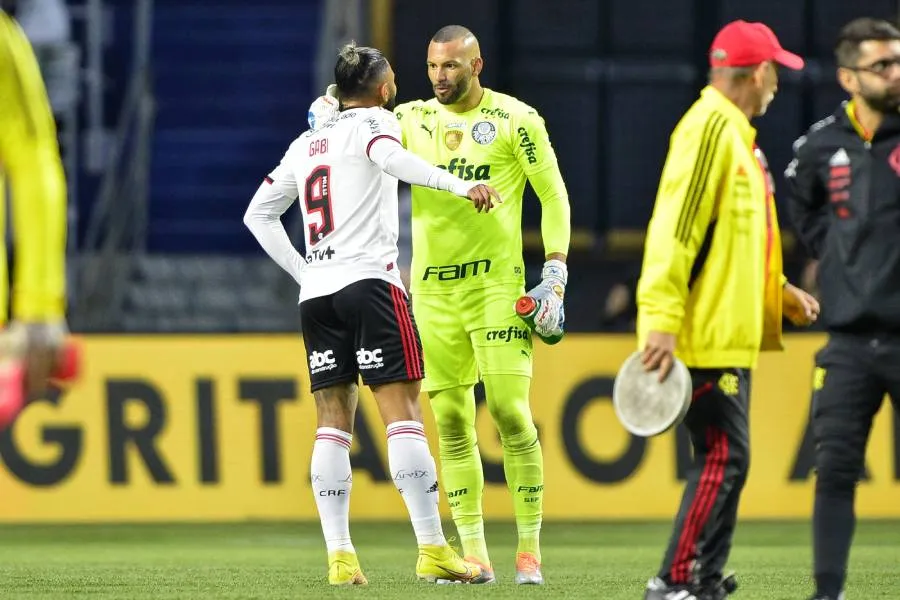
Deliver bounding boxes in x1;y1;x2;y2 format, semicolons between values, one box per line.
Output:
501;425;544;563
481;373;544;563
430;386;491;566
437;431;490;564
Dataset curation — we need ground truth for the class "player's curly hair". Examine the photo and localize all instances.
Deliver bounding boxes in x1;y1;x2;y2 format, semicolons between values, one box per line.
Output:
335;41;389;100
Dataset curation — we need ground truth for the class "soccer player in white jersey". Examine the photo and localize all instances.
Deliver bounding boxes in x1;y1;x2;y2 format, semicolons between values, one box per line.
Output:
243;42;499;586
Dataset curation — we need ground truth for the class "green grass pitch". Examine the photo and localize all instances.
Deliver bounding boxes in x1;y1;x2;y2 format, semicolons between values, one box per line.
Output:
0;520;897;599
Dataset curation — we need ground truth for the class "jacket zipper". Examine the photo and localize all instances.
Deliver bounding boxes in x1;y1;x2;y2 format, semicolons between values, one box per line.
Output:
864;140;872;223
862;139;873;297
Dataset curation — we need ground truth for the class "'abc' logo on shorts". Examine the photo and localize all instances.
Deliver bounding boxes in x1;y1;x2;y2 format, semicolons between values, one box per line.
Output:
356;347;384;369
309;350;337;374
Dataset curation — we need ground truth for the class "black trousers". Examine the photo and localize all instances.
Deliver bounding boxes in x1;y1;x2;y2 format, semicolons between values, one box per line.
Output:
658;368;751;586
811;333;900;597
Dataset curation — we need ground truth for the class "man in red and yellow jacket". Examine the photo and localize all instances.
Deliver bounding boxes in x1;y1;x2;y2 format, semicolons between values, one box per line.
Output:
637;21;818;600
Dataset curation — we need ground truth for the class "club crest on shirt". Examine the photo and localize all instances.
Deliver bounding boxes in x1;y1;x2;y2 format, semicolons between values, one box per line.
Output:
445;128;464;151
472;121;497;145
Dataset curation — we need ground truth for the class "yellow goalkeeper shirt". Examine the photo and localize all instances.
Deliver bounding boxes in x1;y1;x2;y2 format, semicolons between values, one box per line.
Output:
0;11;67;322
394;88;570;295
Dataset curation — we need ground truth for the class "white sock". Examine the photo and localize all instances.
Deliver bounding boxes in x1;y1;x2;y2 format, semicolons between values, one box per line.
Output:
311;427;354;553
387;420;446;547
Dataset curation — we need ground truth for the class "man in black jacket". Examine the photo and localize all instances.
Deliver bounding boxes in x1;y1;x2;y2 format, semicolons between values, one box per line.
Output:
785;17;900;600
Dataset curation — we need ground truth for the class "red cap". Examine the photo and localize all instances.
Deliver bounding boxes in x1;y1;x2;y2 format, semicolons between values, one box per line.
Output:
709;20;805;70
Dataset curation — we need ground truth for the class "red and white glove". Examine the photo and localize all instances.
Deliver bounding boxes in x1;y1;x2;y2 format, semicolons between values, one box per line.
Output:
522;260;567;338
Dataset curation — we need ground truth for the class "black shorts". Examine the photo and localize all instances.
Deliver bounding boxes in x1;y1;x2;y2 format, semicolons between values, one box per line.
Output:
300;278;425;392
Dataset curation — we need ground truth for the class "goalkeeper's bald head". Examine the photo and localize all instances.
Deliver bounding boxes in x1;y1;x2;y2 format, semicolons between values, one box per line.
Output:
431;25;481;60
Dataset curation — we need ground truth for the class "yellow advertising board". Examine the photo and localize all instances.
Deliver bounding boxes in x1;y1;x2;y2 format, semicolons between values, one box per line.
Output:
0;334;896;522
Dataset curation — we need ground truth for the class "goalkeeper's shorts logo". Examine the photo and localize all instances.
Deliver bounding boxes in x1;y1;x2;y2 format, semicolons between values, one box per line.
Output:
484;326;530;343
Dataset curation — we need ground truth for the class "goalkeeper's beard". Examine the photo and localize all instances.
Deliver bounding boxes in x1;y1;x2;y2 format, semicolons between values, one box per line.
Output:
435;77;471;105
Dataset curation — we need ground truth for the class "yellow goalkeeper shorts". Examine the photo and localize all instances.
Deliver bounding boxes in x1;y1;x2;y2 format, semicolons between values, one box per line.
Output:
411;284;533;393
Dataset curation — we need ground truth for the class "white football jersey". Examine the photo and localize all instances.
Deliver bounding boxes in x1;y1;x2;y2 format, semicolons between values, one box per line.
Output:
266;107;405;302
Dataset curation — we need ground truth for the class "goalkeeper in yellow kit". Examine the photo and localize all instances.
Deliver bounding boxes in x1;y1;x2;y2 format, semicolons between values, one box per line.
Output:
394;26;570;584
311;24;572;583
0;8;68;401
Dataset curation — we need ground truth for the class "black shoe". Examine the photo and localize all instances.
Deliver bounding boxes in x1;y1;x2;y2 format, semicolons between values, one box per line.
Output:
721;573;737;594
698;572;738;598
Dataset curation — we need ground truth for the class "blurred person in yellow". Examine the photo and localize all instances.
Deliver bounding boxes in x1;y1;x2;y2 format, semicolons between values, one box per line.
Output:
0;4;69;418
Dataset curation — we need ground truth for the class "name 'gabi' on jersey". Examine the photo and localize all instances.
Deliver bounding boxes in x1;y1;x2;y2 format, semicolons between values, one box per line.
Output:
394;88;570;295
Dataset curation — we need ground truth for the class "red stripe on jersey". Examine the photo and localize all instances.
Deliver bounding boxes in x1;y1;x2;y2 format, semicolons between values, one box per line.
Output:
365;134;402;159
264;175;274;184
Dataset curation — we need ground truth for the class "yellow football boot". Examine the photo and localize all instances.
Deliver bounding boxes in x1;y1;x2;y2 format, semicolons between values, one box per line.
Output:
415;544;487;584
328;550;368;585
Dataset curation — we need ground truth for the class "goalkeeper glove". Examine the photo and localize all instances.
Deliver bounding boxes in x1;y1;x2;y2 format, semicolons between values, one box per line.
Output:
515;259;567;344
307;84;340;131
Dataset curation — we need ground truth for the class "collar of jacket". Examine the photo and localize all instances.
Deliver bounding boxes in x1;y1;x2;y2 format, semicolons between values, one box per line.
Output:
700;85;757;147
840;99;900;141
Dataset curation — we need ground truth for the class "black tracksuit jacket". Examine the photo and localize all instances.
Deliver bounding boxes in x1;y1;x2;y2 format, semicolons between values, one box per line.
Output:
785;102;900;334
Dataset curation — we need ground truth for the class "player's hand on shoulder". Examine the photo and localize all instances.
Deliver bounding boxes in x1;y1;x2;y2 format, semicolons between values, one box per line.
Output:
466;184;502;213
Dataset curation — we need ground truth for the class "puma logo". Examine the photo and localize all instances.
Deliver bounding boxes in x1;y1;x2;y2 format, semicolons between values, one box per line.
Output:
421;123;435;138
